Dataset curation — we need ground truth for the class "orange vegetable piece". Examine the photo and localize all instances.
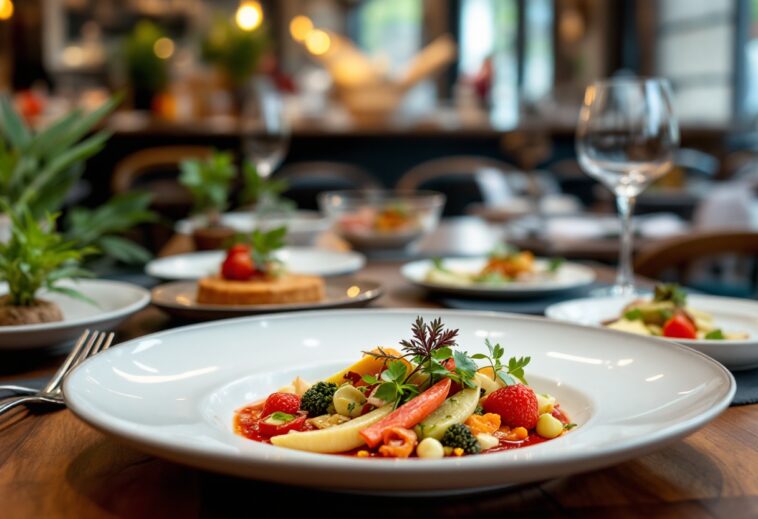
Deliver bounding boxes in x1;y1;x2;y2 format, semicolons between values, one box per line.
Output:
465;413;501;436
378;427;418;458
360;378;452;448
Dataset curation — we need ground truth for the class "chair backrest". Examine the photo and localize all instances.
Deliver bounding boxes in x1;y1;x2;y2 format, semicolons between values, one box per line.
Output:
635;232;758;297
112;146;215;197
675;148;720;178
273;161;380;210
396;156;526;216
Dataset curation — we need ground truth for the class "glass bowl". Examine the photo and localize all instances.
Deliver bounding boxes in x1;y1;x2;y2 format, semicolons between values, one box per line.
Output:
318;190;446;251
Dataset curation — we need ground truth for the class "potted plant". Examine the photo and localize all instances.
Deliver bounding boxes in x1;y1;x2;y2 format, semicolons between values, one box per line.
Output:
124;21;170;111
0;96;157;265
0;208;96;326
179;150;237;250
240;161;295;218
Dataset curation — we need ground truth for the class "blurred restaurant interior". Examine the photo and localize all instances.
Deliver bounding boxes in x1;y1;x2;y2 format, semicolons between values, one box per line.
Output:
0;0;757;289
3;1;758;514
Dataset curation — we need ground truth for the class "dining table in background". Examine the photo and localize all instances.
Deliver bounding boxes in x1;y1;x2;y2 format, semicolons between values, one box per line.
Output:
0;218;756;518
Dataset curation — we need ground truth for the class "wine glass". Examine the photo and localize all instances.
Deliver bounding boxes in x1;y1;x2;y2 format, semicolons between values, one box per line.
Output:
576;77;679;296
241;77;290;179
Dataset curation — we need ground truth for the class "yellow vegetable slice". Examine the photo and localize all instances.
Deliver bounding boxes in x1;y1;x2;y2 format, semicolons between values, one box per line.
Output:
322;348;408;385
270;405;392;453
415;386;480;440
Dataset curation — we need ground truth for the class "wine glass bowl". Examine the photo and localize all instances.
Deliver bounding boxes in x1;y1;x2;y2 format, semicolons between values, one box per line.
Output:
576;78;679;296
241;78;290;178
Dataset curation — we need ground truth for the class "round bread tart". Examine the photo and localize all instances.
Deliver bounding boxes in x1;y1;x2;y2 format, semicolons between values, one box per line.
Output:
196;274;325;305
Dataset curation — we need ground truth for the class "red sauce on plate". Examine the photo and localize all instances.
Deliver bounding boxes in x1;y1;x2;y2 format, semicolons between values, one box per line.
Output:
234;404;573;457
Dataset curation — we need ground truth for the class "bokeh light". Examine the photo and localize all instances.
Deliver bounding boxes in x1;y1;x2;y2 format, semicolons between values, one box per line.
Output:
235;1;263;32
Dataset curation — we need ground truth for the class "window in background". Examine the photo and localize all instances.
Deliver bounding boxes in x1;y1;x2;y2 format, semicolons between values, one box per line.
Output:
458;0;553;128
523;0;553;102
459;0;518;128
655;0;734;124
744;0;758;118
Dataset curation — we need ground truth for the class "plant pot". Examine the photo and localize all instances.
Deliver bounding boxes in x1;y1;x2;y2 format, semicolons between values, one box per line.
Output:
191;225;236;251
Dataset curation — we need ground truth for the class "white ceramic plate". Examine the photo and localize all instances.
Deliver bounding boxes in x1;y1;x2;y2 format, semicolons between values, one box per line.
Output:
545;295;758;371
145;248;366;280
402;257;597;298
0;280;150;349
64;309;734;492
176;211;330;246
151;279;383;320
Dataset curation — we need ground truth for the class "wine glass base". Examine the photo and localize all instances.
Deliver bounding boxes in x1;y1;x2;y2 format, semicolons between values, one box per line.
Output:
589;284;649;298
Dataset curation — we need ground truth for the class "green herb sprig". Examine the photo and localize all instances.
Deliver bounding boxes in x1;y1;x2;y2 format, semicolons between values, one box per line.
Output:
0;208;97;306
471;339;530;386
653;283;687;308
361;361;419;409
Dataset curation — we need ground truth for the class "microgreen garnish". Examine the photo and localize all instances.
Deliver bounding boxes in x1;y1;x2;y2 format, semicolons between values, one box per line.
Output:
268;412;294;422
653;283;687;308
624;308;644;321
471;339;530;386
431;257;450;272
233;226;288;274
705;329;725;340
547;257;565;273
563;423;577;430
362;361;419;409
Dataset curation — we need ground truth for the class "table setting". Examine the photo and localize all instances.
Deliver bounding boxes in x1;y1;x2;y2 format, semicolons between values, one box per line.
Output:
1;75;757;519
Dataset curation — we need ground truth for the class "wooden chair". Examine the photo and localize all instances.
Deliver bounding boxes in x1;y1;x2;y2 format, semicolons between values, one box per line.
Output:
635;232;758;297
273;161;380;210
396;156;528;216
112;146;215;250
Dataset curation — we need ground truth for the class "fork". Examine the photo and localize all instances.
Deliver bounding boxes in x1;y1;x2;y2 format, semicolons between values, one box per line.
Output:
0;330;115;416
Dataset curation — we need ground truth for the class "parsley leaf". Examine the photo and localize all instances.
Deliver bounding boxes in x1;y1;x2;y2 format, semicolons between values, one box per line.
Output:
654;283;687;308
547;257;565;273
705;329;725;340
624;308;644;321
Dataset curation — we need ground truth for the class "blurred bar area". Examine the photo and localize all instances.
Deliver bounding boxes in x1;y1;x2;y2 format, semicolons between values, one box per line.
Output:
2;0;757;237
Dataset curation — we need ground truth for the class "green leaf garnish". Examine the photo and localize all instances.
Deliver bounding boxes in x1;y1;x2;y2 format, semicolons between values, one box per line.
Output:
705;329;725;340
624;308;644;321
268;411;295;422
653;283;687;308
547;257;565;273
564;423;577;430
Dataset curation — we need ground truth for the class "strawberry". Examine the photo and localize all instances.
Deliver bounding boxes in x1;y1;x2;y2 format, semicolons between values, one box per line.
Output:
261;392;301;417
483;384;539;430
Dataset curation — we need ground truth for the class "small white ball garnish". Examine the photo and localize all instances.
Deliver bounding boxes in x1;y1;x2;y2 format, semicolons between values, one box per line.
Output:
475;433;499;451
416;437;445;459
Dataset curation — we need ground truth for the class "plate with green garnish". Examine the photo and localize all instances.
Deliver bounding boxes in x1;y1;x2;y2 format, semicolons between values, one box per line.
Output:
402;251;596;299
546;285;758;370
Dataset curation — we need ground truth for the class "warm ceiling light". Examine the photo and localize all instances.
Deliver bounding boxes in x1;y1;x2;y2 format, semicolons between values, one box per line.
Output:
289;15;313;42
153;37;175;59
0;0;13;20
235;1;263;32
305;29;331;56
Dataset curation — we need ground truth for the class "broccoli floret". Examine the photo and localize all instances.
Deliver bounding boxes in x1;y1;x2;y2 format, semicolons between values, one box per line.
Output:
299;382;338;416
441;424;481;454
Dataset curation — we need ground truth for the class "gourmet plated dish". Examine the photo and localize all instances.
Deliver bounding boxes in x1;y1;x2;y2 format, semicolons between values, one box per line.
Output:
604;284;748;340
196;227;325;305
234;317;574;458
425;248;563;286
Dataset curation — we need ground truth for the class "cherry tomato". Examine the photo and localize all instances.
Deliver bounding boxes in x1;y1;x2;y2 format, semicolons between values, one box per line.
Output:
662;313;697;339
257;412;307;438
221;250;256;280
227;243;251;256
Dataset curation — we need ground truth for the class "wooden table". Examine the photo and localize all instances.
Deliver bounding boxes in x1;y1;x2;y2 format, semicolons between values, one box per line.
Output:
1;227;756;518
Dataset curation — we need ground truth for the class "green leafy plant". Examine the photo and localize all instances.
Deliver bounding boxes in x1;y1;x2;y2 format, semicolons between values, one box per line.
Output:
201;15;268;87
124;20;169;105
0;208;97;306
0;96;158;265
240;161;294;216
361;362;420;409
63;192;157;265
471;339;530;386
179;151;236;225
0;96;117;219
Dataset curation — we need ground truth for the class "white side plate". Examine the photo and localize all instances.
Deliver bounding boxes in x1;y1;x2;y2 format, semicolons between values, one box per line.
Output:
146;248;366;280
546;294;758;371
65;309;734;492
402;257;596;298
0;279;150;349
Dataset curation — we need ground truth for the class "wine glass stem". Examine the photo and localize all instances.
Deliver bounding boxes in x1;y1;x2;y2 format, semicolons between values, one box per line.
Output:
615;194;636;295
